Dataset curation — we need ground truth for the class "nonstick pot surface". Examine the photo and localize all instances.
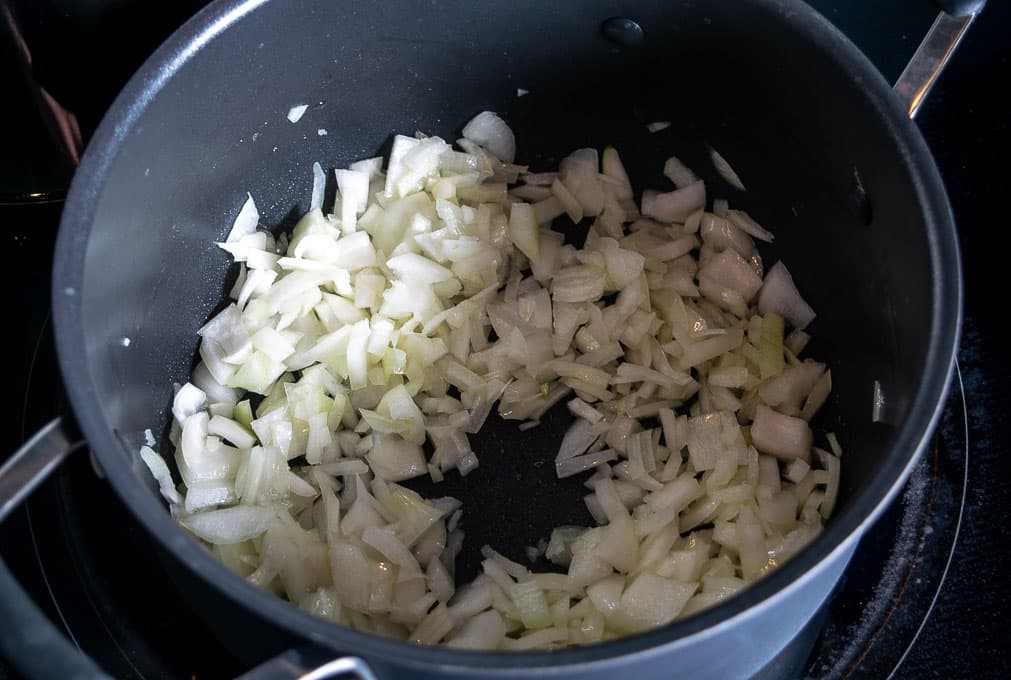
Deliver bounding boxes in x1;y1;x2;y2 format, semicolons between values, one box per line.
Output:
52;0;960;672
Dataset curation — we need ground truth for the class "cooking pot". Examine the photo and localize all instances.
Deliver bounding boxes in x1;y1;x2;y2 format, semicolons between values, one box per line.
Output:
0;0;979;677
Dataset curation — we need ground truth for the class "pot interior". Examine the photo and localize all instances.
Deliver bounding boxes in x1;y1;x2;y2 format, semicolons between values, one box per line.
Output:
58;0;953;658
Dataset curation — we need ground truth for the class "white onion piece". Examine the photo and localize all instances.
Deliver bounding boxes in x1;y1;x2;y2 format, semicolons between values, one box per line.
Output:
567;398;604;424
139;446;182;505
509;202;540;262
556;450;619;478
662;156;699;189
698;249;763;317
367;433;427;481
559;148;603;217
758;262;816;330
286;104;308;123
172;382;207;426
551;178;584;223
335;168;369;234
521;171;557;186
785;328;811;356
225;193;259;243
642;181;705;223
462;111;516;163
191;362;241;406
310;162;326;212
699;213;755;257
184;481;237;513
510;184;552;201
362;526;424;580
614;572;696;632
758;361;825;412
726;209;774;243
751;404;813;461
198;304;252;364
801;370;832;421
207;415;255;449
815;448;840;518
181;505;276;544
601;147;633;199
707;145;747;191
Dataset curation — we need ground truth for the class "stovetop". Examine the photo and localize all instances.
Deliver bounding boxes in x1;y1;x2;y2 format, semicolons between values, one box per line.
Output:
2;1;1009;678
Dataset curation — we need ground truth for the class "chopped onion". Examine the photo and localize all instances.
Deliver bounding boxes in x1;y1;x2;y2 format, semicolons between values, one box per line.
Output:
707;145;747;192
224;193;259;243
310;162;326;212
758;262;816;330
462;111;516;163
180;505;276;544
642;181;706;223
146;119;840;651
139;446;182;505
751;404;813;461
726;209;774;243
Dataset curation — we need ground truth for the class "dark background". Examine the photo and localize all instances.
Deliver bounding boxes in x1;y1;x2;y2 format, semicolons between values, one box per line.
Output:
1;0;1008;677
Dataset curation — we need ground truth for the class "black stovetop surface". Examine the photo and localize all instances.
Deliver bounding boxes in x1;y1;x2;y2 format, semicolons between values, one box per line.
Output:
2;1;1009;678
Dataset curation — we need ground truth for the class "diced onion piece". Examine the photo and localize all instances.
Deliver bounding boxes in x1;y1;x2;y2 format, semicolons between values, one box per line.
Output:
707;145;747;192
172;382;207;425
751;404;812;461
726;209;774;243
641;181;706;223
181;505;276;544
208;415;256;449
199;304;252;365
556;449;618;479
663;156;699;189
225;193;259;243
551;178;584;223
815;448;840;518
335;168;370;234
601;146;633;199
509;580;553;630
509;202;540;262
613;572;696;632
532;195;565;225
758;262;816;330
367;433;427;481
310;162;326;212
801;370;833;421
462;111;516;163
139;446;182;505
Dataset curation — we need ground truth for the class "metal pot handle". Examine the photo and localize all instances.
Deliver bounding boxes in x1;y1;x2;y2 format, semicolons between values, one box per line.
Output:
894;0;987;117
0;418;110;679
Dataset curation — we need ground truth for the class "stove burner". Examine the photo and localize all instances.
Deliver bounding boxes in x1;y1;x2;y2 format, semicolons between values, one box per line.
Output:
802;364;969;679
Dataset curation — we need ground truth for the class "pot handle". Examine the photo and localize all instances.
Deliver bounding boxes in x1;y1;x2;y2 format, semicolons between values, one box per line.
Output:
893;0;986;117
238;647;379;680
0;417;111;679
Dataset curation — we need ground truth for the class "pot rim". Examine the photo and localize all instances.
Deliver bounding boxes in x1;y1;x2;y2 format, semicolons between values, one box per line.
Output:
52;0;962;671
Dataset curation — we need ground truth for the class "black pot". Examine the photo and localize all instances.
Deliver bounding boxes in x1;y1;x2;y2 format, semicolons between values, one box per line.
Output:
0;0;975;677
